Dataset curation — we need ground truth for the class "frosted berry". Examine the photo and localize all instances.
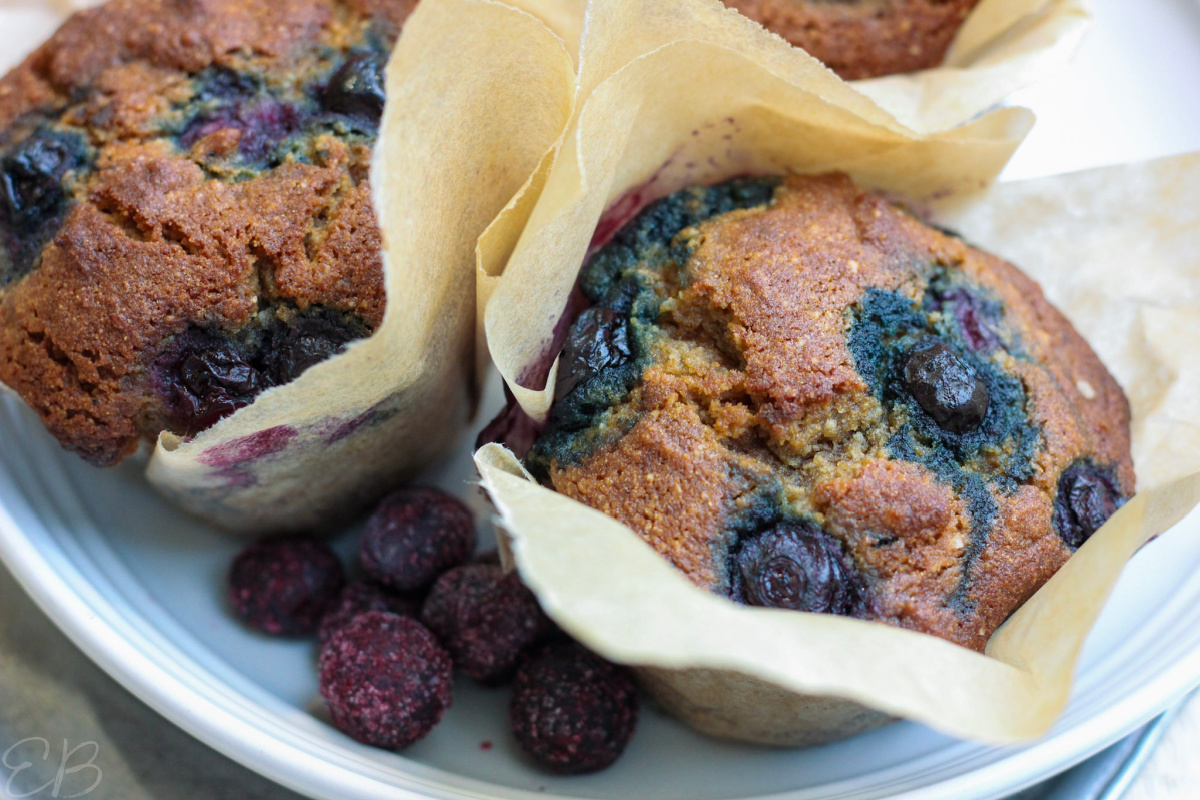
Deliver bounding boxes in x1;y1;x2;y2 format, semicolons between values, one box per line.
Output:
228;535;345;636
361;487;476;593
320;612;452;749
510;642;639;774
421;563;556;686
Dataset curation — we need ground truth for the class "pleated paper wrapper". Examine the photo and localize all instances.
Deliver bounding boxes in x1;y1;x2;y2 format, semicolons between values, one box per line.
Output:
141;0;573;531
475;0;1200;746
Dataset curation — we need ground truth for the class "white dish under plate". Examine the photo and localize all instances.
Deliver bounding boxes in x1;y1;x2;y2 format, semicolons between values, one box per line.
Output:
4;0;1200;798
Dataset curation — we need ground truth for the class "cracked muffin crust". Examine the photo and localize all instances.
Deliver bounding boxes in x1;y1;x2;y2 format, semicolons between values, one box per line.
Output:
524;174;1133;652
0;0;417;466
723;0;982;79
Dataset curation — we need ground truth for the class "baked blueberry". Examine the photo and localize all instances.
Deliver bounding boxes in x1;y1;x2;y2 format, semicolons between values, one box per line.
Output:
931;286;1002;353
554;307;633;401
903;338;989;434
1054;463;1123;548
2;130;79;231
261;311;368;385
156;329;267;434
733;524;862;615
323;53;387;122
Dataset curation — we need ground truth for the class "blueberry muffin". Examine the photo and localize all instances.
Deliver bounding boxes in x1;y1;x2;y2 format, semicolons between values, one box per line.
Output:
523;174;1132;652
0;0;417;466
723;0;982;80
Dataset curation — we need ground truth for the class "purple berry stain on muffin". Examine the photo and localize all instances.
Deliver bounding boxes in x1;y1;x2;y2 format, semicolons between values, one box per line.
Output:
228;534;345;636
509;642;639;774
421;563;558;686
361;487;476;593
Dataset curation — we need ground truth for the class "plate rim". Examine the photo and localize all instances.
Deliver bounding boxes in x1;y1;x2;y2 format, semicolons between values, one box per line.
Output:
2;453;1200;800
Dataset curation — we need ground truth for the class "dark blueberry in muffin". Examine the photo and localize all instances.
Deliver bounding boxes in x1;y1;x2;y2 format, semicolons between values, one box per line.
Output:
323;53;387;122
361;487;476;593
1;129;85;279
554;307;634;401
156;328;267;434
2;130;79;231
903;338;989;434
510;642;639;774
319;611;453;750
733;524;862;614
228;534;345;636
1054;463;1123;548
261;311;368;385
421;563;557;686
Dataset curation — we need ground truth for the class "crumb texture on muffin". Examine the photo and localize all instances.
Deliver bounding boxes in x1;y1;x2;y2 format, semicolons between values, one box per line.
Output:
0;0;414;464
723;0;982;79
527;174;1133;651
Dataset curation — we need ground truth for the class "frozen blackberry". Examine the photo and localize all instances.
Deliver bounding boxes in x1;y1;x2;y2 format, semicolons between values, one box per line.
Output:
361;488;476;593
317;580;418;646
319;612;453;750
420;564;556;686
510;642;639;774
228;535;345;636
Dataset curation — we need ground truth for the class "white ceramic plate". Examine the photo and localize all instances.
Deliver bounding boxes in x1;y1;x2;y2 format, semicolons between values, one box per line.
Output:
3;0;1200;798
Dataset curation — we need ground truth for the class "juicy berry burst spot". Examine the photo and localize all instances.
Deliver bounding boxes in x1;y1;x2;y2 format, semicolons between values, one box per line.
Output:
1;129;86;281
322;53;387;122
360;487;476;593
509;642;639;775
156;328;266;434
1054;462;1124;548
554;307;633;401
732;523;862;615
320;612;453;750
932;286;1002;353
228;535;345;636
261;311;366;385
1;130;79;231
420;563;557;686
903;338;989;434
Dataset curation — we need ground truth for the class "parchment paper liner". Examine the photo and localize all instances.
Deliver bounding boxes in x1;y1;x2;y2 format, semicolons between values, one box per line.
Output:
475;0;1200;742
142;0;576;531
